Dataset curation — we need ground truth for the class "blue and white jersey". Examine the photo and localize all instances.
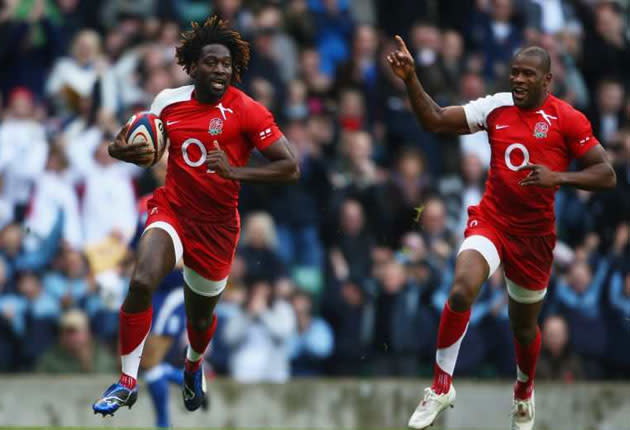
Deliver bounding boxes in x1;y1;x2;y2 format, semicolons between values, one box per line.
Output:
151;270;186;338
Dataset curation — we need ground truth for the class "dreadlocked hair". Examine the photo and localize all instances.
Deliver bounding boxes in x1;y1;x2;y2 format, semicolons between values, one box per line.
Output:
176;16;250;83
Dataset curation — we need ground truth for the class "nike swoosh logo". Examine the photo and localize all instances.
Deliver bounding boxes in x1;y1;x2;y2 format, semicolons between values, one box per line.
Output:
496;125;509;129
166;121;180;126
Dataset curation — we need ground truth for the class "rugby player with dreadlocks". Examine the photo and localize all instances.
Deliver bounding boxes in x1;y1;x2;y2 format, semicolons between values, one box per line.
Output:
93;16;299;416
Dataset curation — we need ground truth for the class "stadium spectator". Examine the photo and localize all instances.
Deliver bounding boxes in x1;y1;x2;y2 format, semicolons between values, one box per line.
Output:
371;260;433;376
238;212;287;283
0;87;48;226
553;258;609;377
331;130;383;195
270;120;329;270
537;315;584;381
16;271;59;367
80;138;138;246
587;79;626;145
35;309;116;373
468;0;524;82
555;189;595;248
477;271;514;376
0;0;62;98
309;0;354;77
0;211;64;276
581;1;630;94
327;199;374;284
335;24;380;120
0;0;628;382
606;259;630;375
458;72;491;168
371;148;430;246
46;29;117;115
420;197;456;267
224;280;296;383
25;144;83;250
439;152;486;239
288;290;334;376
322;277;372;376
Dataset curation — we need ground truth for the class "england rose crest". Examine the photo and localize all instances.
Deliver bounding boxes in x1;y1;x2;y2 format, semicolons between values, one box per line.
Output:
533;121;549;139
209;118;223;136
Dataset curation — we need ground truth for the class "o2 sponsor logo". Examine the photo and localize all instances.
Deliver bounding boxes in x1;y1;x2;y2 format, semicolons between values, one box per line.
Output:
181;138;215;172
504;143;529;171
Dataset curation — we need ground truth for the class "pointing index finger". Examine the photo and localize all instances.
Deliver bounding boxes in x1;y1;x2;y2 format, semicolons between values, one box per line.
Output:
394;35;410;55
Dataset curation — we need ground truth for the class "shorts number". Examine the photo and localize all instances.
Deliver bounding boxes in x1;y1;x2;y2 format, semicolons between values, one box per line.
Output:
504;143;530;171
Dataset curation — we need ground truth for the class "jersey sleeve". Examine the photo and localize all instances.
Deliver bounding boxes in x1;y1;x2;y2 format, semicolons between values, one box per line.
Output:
149;85;194;118
242;99;283;151
463;92;513;133
563;107;599;159
149;90;170;117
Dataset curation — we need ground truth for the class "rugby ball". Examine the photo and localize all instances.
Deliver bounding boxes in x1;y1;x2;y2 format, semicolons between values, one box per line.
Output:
125;112;166;167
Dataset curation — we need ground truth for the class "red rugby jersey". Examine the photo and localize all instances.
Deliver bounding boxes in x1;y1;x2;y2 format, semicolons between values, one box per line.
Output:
463;93;598;236
150;85;283;221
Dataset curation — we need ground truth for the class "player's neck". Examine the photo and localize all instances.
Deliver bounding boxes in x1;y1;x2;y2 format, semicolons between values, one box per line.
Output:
523;92;550;111
193;86;227;105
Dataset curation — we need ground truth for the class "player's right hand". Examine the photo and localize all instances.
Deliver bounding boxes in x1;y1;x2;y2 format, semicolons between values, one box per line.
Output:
108;124;155;165
387;35;416;82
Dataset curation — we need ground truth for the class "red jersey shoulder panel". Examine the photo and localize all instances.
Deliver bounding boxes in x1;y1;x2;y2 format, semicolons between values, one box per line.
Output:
551;96;599;159
230;87;283;151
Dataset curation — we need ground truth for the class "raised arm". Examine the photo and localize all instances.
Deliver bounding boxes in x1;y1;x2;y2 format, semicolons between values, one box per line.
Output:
387;35;470;135
207;135;300;183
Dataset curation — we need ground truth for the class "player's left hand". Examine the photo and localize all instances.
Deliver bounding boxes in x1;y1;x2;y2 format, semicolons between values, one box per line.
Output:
518;163;560;187
207;141;234;179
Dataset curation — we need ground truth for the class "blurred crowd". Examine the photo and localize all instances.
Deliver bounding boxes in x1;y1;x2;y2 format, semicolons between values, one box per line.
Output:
0;0;629;382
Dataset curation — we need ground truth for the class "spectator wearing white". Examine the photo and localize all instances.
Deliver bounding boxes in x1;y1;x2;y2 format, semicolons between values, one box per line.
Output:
439;152;485;240
46;30;118;115
81;138;138;246
0;88;48;226
530;0;568;35
26;145;83;250
224;281;297;383
458;72;491;168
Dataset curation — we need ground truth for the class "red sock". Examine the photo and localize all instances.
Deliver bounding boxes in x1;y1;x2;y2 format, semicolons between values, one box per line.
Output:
118;307;152;388
185;315;218;372
514;326;541;400
432;302;471;394
119;373;137;389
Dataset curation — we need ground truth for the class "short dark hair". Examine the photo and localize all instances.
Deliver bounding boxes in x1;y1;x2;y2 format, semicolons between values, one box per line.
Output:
175;16;250;82
514;46;551;74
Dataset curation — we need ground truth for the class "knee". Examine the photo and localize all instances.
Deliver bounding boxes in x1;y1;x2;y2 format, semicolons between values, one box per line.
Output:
129;267;159;298
448;279;478;312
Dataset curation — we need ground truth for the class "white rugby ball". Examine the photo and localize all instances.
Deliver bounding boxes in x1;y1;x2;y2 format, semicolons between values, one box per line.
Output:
125;112;167;167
